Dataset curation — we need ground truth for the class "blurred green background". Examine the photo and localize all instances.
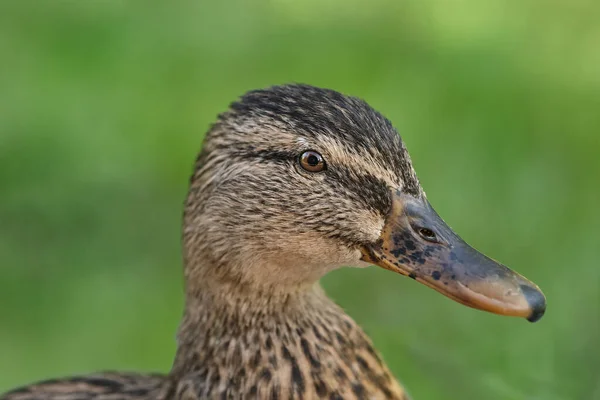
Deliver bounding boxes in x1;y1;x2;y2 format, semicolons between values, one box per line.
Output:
1;1;598;399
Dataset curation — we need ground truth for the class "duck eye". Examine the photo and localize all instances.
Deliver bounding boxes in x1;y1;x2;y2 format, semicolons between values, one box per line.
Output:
299;151;326;172
418;227;437;242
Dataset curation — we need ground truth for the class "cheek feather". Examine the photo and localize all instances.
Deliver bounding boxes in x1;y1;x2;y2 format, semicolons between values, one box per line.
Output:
365;214;386;243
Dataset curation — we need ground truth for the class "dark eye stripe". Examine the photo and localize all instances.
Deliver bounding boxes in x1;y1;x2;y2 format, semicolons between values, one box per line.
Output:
228;148;391;216
327;165;391;216
234;149;297;163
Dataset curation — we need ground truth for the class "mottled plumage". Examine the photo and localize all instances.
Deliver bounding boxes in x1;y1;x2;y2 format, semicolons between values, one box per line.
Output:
1;84;545;400
2;373;166;400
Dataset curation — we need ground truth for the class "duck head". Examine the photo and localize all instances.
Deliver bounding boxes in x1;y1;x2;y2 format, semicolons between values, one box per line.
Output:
183;84;545;322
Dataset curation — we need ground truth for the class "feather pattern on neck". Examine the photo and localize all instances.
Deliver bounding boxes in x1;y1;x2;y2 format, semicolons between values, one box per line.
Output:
169;282;407;399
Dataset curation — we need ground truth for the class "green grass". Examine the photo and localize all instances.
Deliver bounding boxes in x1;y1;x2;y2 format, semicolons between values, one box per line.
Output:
0;1;599;399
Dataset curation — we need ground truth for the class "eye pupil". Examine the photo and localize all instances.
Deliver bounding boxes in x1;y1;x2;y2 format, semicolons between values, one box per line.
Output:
299;151;326;172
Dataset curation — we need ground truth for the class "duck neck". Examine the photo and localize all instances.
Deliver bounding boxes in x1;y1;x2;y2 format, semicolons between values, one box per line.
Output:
171;281;344;376
167;250;407;400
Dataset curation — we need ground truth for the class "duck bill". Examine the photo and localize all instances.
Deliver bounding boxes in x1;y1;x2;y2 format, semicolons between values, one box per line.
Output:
361;192;546;322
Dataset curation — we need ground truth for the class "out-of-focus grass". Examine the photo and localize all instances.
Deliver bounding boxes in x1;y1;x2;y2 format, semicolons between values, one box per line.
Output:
0;1;598;399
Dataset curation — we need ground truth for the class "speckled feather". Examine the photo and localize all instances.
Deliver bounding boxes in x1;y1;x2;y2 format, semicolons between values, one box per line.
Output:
2;84;417;400
1;373;166;400
168;286;408;399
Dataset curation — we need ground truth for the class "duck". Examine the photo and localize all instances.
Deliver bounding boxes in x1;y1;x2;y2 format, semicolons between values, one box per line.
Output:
1;84;546;400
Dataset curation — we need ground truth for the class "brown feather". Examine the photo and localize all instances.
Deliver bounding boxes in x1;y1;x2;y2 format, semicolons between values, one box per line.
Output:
2;85;415;400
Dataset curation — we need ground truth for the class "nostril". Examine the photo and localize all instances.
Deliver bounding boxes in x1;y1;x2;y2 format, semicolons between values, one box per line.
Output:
520;284;547;323
417;227;437;242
